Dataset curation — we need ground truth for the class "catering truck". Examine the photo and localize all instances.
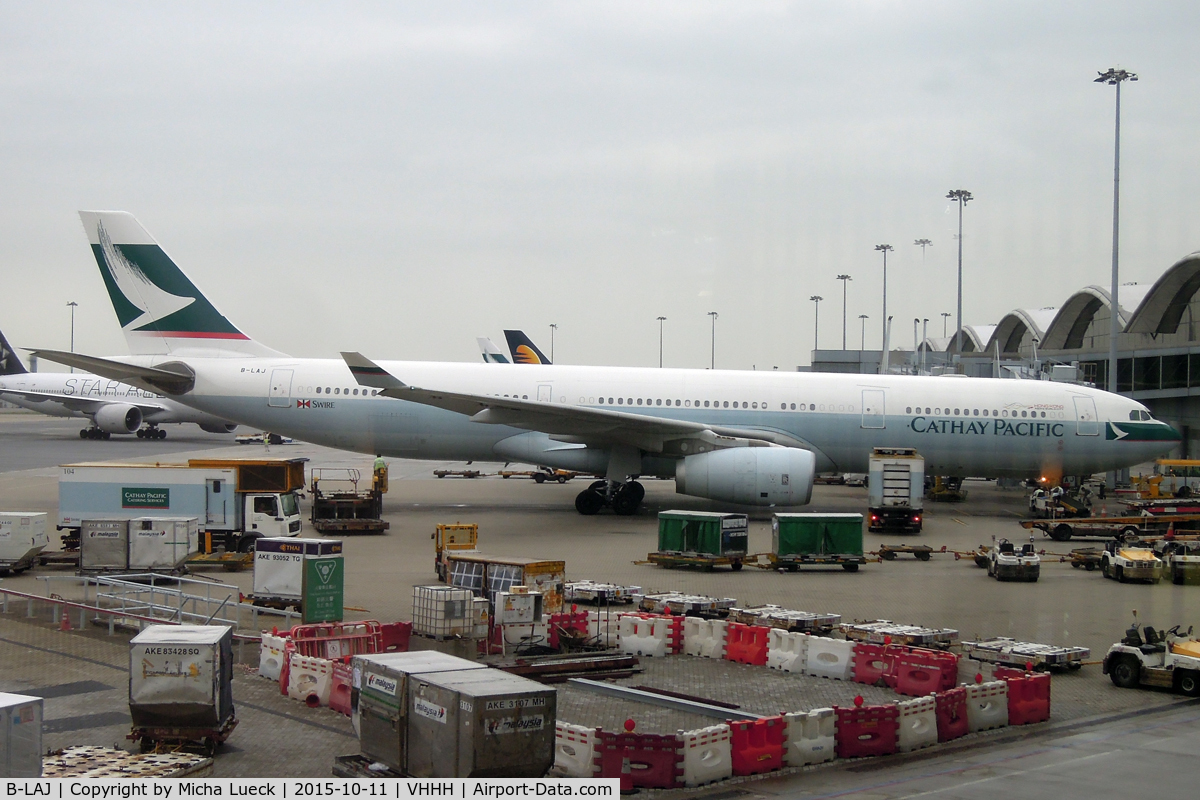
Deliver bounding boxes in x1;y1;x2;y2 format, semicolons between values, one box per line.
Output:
58;458;306;553
867;447;925;533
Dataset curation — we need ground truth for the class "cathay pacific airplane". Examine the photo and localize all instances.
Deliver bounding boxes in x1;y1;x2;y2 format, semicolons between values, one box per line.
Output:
33;211;1181;515
0;325;237;439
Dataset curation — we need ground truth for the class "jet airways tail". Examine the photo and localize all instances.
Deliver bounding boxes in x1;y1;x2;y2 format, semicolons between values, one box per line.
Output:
504;330;551;364
0;326;28;375
78;211;284;357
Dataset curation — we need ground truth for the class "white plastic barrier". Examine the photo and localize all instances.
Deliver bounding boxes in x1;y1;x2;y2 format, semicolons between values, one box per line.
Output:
896;696;938;753
258;632;288;681
783;708;836;766
680;724;733;787
619;616;670;657
287;653;334;707
554;722;598;778
966;681;1009;732
956;657;996;686
766;630;809;673
587;611;620;648
701;619;728;659
683;617;707;656
806;637;856;680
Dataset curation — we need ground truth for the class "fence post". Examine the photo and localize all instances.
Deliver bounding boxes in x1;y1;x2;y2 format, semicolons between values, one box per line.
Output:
108;614;115;636
27;598;34;618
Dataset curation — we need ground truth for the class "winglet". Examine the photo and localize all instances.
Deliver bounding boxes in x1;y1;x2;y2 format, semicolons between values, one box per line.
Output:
341;352;407;392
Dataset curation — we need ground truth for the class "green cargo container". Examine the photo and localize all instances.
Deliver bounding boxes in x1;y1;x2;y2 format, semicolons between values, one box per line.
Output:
773;513;864;557
657;511;749;557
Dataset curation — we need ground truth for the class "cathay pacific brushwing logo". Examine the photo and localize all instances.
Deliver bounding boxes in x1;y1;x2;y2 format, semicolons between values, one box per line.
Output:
96;220;195;332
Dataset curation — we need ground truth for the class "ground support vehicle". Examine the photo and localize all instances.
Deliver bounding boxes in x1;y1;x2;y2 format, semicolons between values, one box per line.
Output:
650;510;750;571
1154;540;1200;584
868;448;924;533
1028;487;1092;519
1021;513;1200;542
842;473;867;487
129;717;238;757
1103;622;1200;696
1065;547;1103;571
636;592;736;617
770;513;868;572
963;637;1090;671
433;523;479;580
988;538;1041;582
234;432;293;445
875;543;943;561
927;476;968;503
840;620;959;649
1101;542;1164;583
815;473;846;485
58;458;305;553
309;468;389;535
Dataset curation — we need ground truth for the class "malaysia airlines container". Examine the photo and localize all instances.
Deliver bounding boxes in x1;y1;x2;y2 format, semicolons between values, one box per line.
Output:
128;517;200;570
406;668;555;778
128;625;234;730
354;652;486;774
79;518;130;570
0;512;48;572
0;693;43;778
253;538;342;600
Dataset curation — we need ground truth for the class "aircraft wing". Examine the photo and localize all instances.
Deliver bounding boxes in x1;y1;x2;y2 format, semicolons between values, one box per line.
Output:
26;350;196;395
342;352;810;455
0;385;168;415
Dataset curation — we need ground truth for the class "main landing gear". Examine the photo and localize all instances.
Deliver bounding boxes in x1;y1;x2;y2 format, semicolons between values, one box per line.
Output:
80;427;110;440
137;427;167;440
575;480;645;516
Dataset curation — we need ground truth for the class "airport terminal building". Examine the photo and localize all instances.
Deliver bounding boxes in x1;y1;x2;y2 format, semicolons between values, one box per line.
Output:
813;250;1200;458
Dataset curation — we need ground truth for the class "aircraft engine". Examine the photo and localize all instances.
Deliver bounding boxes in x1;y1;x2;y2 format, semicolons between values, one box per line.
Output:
675;446;815;506
93;403;143;434
199;422;239;433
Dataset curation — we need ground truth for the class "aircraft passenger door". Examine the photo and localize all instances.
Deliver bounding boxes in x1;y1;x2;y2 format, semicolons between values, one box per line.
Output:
861;389;886;429
1073;396;1099;436
268;369;294;408
537;384;552;403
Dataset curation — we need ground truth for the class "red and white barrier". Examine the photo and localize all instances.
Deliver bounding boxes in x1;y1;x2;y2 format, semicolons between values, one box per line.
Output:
725;623;769;666
766;630;809;673
287;653;334;707
896;696;938;753
965;681;1009;732
835;704;898;759
1004;672;1051;725
594;731;684;790
783;708;836;766
555;722;599;778
730;716;785;776
680;725;733;787
683;618;728;659
258;632;289;681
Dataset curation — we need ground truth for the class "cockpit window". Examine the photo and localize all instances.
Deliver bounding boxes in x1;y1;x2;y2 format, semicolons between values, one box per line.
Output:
1129;410;1153;421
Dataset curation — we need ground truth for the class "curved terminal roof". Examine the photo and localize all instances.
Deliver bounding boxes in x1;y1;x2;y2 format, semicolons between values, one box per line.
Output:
986;307;1059;354
947;325;995;353
1124;252;1200;335
1040;283;1152;351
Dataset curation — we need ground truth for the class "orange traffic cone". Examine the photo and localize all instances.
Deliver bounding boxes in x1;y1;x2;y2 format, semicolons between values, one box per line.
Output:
59;612;72;631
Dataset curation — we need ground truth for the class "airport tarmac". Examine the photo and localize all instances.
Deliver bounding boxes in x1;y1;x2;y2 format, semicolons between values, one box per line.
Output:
2;411;1199;788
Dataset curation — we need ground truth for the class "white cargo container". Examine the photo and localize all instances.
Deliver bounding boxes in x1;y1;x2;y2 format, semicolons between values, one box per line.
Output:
252;538;343;601
79;518;130;571
0;512;48;573
0;692;43;778
128;625;234;734
412;585;476;637
128;517;200;570
867;447;924;533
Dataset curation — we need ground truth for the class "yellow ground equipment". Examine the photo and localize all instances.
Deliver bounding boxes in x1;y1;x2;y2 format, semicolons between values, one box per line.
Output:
433;523;479;580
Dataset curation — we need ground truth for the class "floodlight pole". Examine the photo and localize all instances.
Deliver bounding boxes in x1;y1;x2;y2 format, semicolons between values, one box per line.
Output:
549;323;557;362
1096;67;1137;393
941;312;951;338
707;311;718;369
810;296;823;352
656;316;666;368
874;245;893;354
66;301;78;374
859;315;869;350
836;275;851;349
946;190;973;354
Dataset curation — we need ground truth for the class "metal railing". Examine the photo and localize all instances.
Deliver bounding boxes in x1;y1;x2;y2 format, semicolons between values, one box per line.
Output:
29;574;300;631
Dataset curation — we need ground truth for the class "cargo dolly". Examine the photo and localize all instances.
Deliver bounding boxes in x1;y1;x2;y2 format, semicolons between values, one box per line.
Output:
643;550;753;571
129;715;238;757
962;637;1090;672
185;550;254;572
765;552;870;572
874;544;946;561
1021;512;1200;542
636;592;736;617
433;469;482;479
564;580;641;604
840;619;959;649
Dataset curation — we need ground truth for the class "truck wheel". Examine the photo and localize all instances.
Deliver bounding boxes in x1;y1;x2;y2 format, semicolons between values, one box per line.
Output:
1085;562;1097;571
842;562;859;572
916;551;931;561
730;561;743;572
1120;526;1140;542
557;475;568;484
1115;565;1125;583
533;474;546;484
1176;485;1192;498
1051;524;1073;542
1177;670;1200;697
1109;655;1141;688
238;536;259;553
881;550;896;560
1174;570;1185;585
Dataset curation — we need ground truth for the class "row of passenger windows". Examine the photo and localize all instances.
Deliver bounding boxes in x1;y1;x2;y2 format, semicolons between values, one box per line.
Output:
906;406;1056;419
596;397;831;411
307;386;379;396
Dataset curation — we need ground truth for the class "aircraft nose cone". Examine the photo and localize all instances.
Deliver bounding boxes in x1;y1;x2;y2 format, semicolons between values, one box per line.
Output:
1166;423;1183;442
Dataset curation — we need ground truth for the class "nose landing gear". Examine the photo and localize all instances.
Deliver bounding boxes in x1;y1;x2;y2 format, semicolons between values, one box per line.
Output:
575;480;644;516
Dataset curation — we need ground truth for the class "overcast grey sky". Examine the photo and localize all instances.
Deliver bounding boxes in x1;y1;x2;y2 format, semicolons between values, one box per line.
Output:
2;1;1198;370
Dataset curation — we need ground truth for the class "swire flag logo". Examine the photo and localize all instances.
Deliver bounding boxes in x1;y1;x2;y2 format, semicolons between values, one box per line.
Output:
296;399;311;409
